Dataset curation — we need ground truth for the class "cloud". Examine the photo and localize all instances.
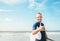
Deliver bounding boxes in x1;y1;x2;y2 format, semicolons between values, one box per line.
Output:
4;17;12;22
53;2;60;5
0;0;27;5
53;8;60;13
28;0;35;8
0;9;14;13
28;0;47;10
0;9;8;12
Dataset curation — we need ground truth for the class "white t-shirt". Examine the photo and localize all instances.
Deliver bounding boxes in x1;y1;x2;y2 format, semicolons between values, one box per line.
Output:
30;31;41;41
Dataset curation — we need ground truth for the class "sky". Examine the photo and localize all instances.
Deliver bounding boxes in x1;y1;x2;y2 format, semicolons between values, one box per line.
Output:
0;0;60;31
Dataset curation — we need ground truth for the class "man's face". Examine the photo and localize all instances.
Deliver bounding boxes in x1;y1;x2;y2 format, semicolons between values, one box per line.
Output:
36;14;42;22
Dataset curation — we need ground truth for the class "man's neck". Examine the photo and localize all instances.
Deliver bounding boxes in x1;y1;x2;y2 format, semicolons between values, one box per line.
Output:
38;21;42;23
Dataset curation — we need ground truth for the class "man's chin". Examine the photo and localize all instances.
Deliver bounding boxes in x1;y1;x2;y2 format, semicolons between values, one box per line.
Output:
38;21;42;22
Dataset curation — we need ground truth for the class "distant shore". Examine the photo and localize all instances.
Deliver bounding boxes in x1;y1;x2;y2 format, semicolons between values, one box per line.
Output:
0;31;60;33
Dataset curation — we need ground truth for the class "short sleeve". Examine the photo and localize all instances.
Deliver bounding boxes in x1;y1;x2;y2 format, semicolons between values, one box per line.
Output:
33;23;38;30
32;22;44;30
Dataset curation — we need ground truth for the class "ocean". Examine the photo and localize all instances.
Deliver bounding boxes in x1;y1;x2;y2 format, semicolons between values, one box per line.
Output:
0;32;60;41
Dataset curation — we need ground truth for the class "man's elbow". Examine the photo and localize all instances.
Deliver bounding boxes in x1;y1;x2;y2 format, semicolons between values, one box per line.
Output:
32;32;35;35
32;31;36;35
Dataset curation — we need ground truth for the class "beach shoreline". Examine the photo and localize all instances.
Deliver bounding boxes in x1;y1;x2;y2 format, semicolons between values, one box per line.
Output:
0;32;60;41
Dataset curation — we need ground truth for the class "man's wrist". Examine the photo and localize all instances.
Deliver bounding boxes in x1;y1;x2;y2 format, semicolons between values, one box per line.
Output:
37;28;40;32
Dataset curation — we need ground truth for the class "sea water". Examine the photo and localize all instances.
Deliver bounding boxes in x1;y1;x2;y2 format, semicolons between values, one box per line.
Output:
0;32;60;41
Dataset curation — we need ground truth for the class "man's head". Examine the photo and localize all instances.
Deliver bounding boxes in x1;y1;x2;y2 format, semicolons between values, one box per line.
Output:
36;12;42;22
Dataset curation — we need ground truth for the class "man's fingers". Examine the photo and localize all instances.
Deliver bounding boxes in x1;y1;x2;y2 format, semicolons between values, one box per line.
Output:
38;27;45;31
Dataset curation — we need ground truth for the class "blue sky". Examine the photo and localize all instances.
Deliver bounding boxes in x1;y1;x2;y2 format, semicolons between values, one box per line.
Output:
0;0;60;31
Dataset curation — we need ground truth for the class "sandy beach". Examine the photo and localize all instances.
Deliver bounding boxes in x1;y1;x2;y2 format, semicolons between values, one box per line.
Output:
0;32;60;41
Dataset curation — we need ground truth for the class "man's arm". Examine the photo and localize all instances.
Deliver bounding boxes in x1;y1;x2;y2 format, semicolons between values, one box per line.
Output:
32;26;45;35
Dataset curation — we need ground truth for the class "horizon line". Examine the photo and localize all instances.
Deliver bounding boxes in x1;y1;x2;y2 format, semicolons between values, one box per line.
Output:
0;31;60;33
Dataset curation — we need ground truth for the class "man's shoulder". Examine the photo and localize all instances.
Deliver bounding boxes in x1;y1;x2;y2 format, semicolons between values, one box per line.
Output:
34;22;40;25
33;22;39;26
33;22;44;26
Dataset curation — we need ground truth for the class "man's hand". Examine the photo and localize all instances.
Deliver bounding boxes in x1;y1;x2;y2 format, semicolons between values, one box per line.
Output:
39;23;45;31
38;26;45;31
32;26;45;35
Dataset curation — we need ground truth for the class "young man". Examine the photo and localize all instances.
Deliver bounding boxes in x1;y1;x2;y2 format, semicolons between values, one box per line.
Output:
32;12;47;41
